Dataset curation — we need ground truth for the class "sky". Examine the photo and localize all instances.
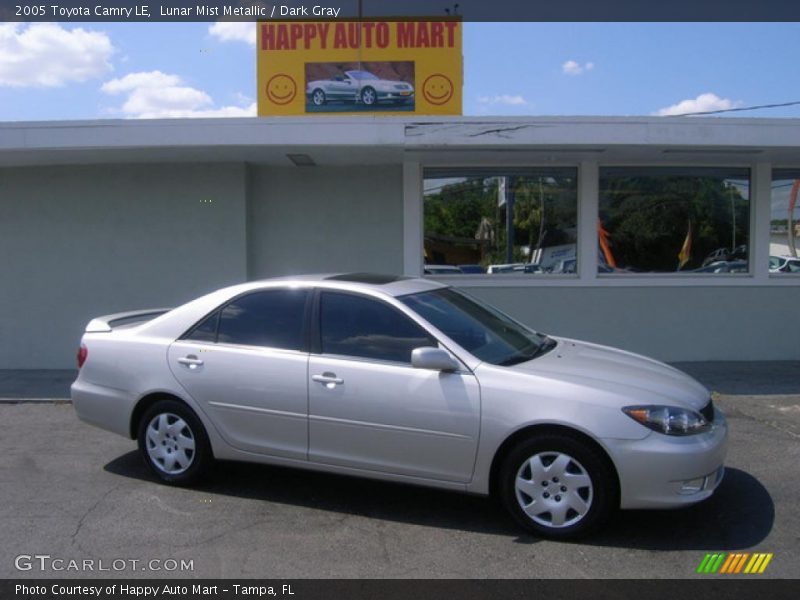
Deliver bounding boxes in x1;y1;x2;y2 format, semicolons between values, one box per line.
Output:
2;21;800;121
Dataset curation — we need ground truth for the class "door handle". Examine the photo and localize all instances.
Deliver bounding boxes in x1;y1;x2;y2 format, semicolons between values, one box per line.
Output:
178;355;204;369
312;373;344;387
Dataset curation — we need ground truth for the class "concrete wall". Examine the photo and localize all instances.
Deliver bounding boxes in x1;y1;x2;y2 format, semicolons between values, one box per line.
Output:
2;159;796;368
0;164;248;369
462;285;800;362
247;166;404;278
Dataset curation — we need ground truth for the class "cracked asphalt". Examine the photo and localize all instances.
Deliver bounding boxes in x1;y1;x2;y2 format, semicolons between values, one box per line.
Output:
0;393;798;579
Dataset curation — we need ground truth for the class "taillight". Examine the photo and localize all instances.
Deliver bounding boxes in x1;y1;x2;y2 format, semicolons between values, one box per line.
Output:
77;344;88;369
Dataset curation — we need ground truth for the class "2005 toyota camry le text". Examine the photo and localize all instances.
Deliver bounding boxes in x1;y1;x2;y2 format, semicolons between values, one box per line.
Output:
71;273;727;538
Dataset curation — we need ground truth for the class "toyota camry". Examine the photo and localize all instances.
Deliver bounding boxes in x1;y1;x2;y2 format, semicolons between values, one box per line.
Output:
71;273;727;538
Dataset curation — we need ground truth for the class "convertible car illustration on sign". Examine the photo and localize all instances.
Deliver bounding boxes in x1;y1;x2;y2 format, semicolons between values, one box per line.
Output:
306;70;415;107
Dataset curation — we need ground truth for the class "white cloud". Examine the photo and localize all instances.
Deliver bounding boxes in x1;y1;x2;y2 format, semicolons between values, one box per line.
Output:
562;60;594;76
655;93;741;116
101;71;256;119
477;94;528;106
208;22;256;46
0;23;113;87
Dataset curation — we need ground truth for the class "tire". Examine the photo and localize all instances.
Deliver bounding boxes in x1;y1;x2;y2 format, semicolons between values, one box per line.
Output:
360;87;377;106
311;89;326;106
499;433;617;539
137;399;212;486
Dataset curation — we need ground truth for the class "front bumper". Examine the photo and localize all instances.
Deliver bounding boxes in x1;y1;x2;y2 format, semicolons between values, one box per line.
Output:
377;91;415;102
604;408;728;509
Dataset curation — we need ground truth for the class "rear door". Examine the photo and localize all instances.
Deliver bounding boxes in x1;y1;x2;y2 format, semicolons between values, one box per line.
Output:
168;288;310;459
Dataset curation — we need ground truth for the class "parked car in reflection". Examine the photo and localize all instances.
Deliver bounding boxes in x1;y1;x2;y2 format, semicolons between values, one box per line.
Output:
769;255;800;273
487;263;526;274
306;70;414;106
692;260;748;273
72;273;727;539
550;258;577;274
424;265;463;275
458;264;486;274
702;245;747;267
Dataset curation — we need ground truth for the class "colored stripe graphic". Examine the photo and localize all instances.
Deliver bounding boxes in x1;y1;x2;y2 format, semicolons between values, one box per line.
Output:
699;552;773;574
710;553;726;573
697;554;712;573
719;554;737;573
734;553;749;573
758;554;773;573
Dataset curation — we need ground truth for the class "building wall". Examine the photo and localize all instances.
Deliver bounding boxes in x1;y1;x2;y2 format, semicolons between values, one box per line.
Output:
462;285;800;362
0;164;248;369
247;165;404;278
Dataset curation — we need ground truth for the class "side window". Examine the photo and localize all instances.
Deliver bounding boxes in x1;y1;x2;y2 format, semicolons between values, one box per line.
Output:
216;289;308;351
184;311;219;342
320;292;437;363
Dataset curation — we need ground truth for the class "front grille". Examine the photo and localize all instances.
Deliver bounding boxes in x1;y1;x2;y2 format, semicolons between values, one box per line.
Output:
700;399;715;423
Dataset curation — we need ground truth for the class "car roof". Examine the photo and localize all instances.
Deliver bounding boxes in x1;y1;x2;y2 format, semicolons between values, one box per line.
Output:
240;273;447;298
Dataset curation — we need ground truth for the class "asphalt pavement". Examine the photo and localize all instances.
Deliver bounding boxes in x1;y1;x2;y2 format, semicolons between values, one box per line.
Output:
0;364;798;579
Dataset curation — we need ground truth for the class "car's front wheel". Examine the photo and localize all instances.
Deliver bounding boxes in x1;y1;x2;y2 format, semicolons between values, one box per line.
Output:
360;87;377;106
137;400;212;485
311;89;326;106
499;433;616;538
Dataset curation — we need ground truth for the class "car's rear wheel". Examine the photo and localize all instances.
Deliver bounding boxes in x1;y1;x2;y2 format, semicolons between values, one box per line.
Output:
499;433;616;538
311;89;326;105
137;400;212;485
360;87;377;106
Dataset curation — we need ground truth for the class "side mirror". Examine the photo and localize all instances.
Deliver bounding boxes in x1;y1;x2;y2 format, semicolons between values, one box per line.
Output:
411;347;459;372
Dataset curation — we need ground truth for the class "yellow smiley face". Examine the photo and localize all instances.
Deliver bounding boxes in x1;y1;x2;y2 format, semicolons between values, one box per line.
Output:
266;74;297;105
422;73;454;105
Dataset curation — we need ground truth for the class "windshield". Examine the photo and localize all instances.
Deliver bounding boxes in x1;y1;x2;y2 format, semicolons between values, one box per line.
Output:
399;288;554;366
346;71;379;80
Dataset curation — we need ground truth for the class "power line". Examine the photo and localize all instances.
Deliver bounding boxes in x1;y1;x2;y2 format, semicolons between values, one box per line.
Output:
668;100;800;117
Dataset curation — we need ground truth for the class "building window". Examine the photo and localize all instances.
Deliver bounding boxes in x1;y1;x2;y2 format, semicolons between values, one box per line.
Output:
598;167;750;274
770;170;800;274
423;168;578;275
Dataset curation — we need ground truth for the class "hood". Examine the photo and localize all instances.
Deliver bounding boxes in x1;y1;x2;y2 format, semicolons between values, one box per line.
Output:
504;337;710;411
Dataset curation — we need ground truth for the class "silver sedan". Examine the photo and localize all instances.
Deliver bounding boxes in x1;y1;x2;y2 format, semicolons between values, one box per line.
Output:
71;273;727;538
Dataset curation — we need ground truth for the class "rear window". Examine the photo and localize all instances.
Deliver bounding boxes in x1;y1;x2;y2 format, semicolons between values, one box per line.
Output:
185;289;308;351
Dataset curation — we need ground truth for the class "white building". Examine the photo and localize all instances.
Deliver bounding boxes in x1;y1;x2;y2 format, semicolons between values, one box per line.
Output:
1;115;798;368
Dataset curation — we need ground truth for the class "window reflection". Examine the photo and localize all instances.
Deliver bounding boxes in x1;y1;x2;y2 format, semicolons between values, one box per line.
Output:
598;167;750;274
770;170;800;274
423;169;578;275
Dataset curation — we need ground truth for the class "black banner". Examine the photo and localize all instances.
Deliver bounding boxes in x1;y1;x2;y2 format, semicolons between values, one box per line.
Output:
2;0;800;23
3;580;800;600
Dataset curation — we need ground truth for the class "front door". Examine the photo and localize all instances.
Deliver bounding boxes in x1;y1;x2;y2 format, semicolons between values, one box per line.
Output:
308;291;480;483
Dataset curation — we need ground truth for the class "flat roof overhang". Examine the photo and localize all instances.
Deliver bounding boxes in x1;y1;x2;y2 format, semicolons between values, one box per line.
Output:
2;115;800;167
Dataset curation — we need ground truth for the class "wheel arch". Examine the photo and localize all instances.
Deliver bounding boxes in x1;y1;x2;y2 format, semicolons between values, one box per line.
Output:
129;391;193;440
488;423;621;505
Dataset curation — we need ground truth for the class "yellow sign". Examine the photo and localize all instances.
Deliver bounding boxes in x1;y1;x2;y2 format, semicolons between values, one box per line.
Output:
257;20;462;116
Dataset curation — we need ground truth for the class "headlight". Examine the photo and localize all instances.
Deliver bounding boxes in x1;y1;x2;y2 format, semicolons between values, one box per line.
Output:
622;405;711;436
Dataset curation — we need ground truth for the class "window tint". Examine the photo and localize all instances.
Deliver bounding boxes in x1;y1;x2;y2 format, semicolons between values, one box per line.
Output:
216;289;308;350
320;292;436;363
185;311;219;342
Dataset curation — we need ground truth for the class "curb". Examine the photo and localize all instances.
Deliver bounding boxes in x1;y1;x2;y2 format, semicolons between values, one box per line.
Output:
0;398;71;404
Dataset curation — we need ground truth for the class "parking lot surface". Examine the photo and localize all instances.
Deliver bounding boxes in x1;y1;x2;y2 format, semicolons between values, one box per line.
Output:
1;389;798;579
